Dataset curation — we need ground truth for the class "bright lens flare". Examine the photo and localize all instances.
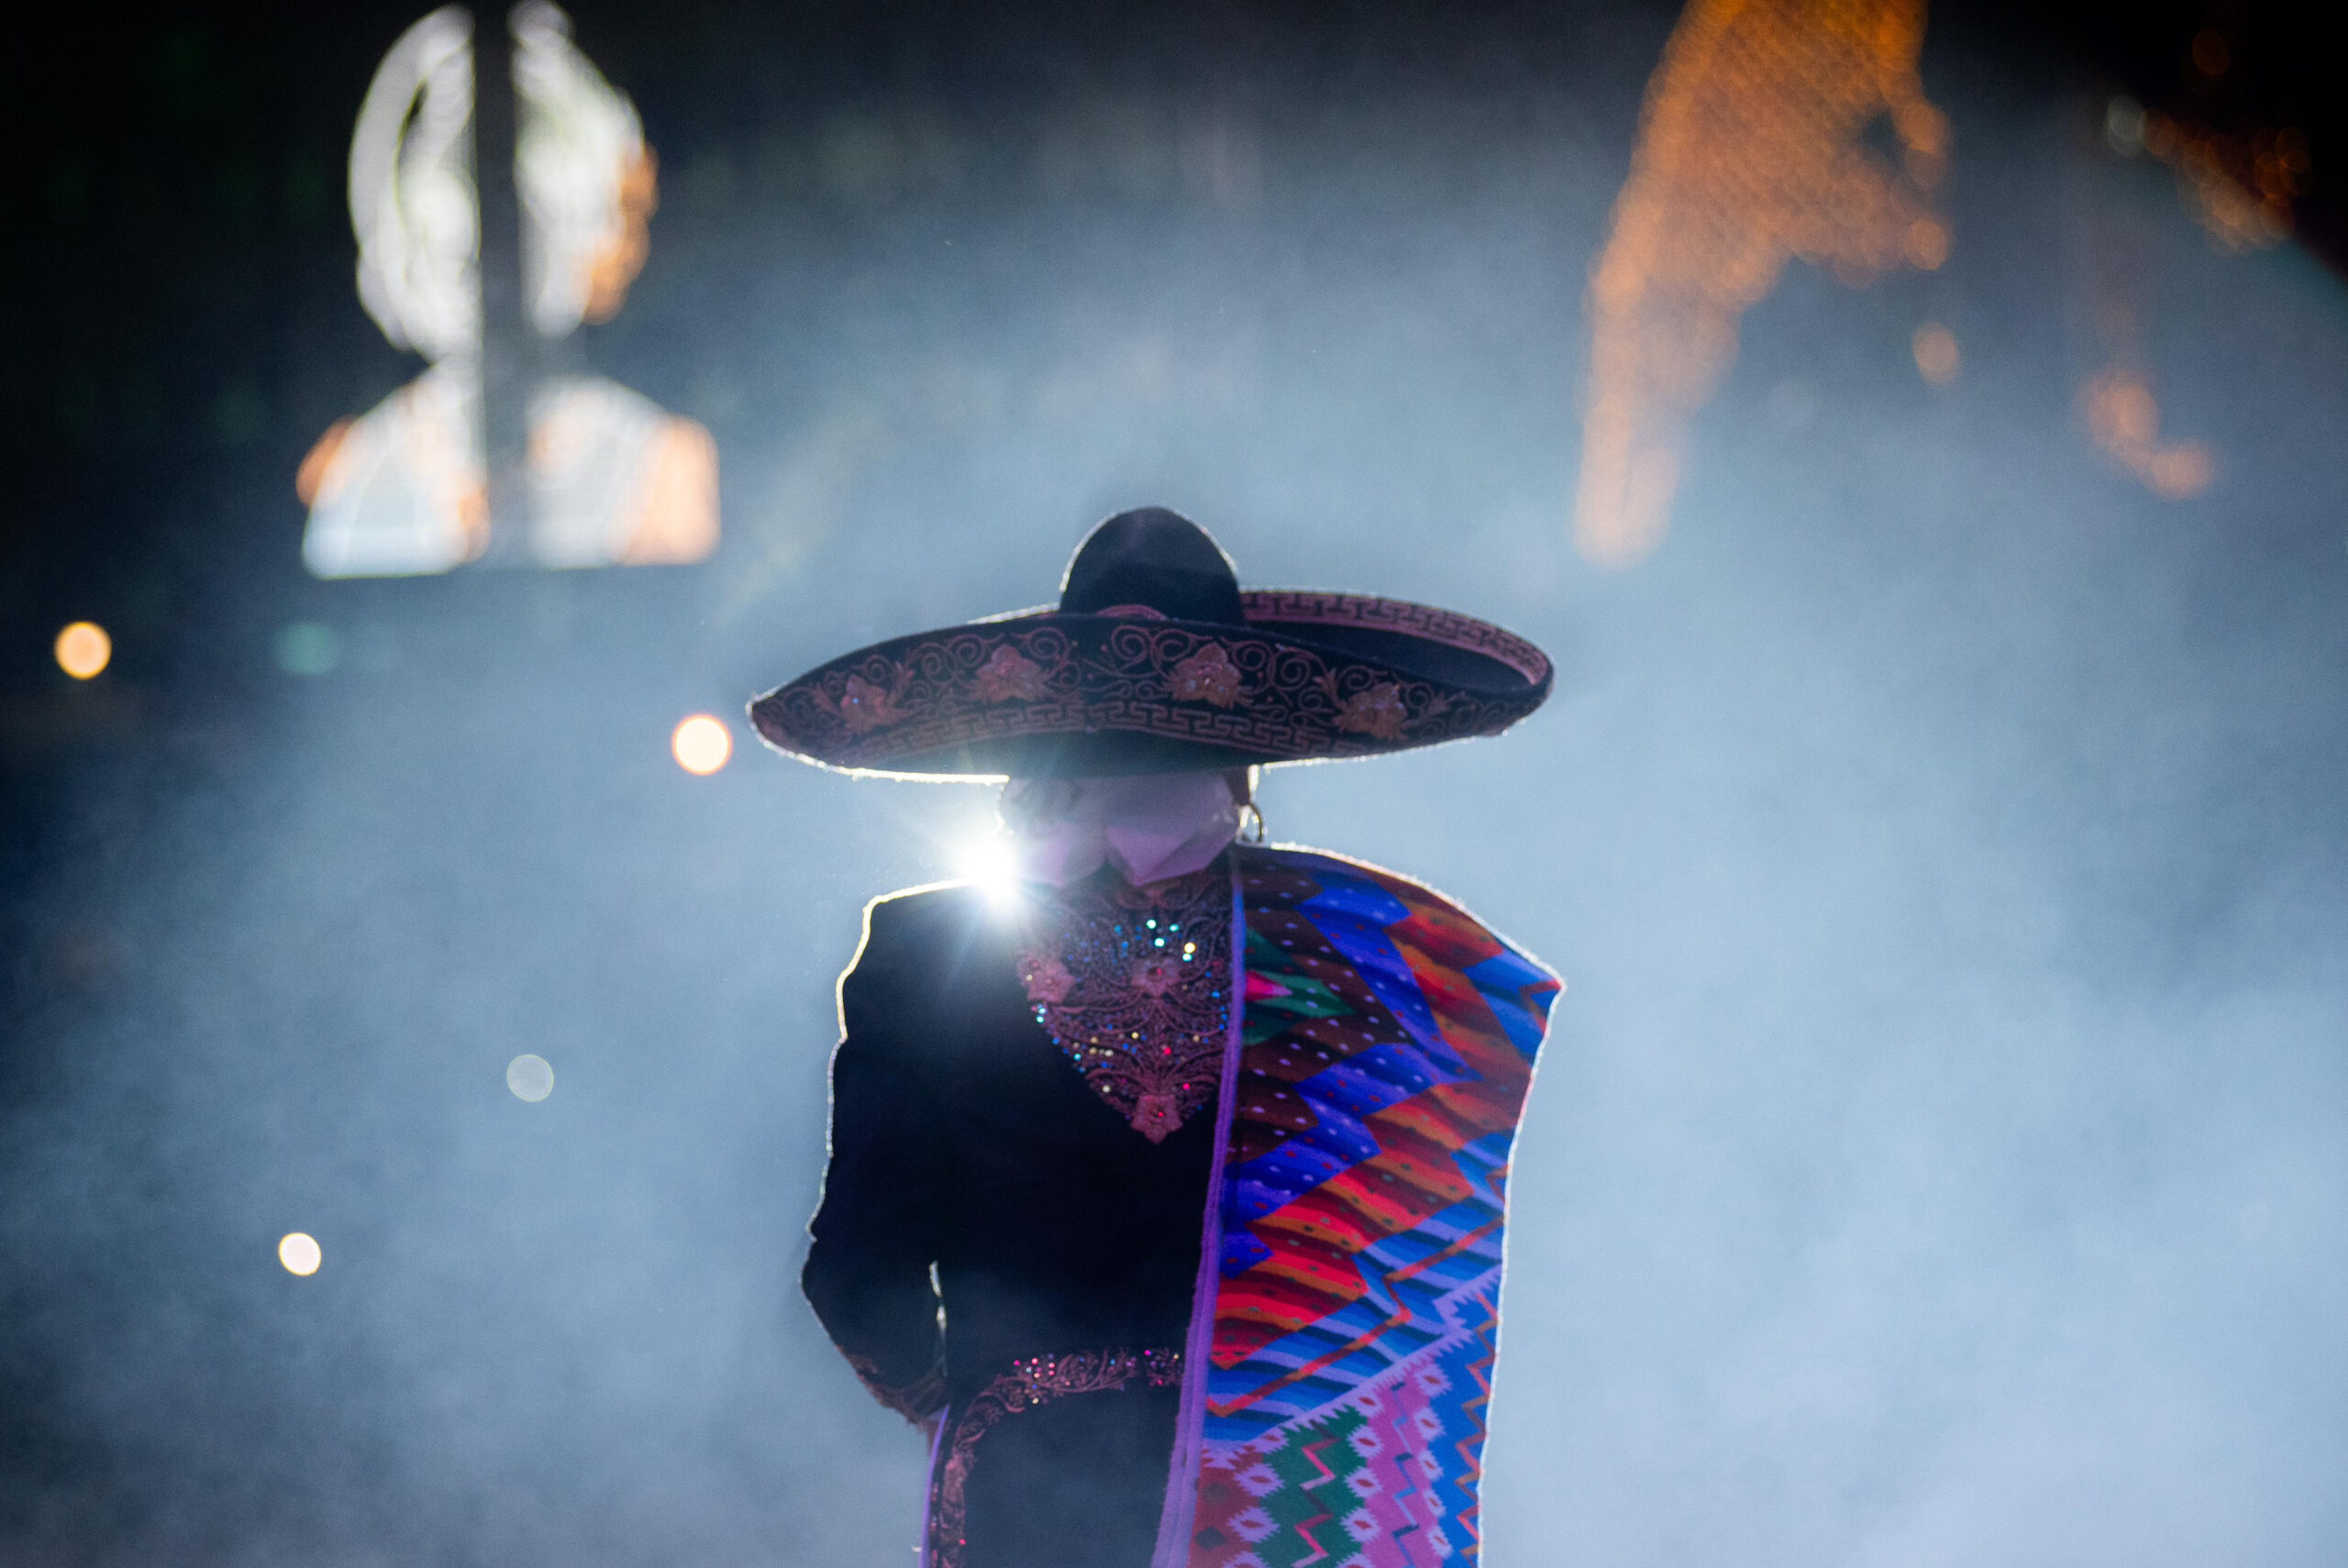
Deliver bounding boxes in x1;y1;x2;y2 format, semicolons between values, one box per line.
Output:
958;833;1024;910
278;1232;322;1276
671;714;732;775
54;622;111;679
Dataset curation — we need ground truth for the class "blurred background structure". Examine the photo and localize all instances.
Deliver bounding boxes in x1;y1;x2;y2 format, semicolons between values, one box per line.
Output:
3;2;2345;1563
300;2;717;576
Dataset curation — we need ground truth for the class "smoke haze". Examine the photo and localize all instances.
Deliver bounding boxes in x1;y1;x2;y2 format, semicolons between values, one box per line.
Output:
4;4;2344;1563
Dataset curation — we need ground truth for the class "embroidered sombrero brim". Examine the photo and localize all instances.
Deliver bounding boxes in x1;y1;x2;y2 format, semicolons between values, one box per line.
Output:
748;590;1553;778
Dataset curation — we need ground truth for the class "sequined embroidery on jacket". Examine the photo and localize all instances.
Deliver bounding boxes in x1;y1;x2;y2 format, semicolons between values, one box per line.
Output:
1015;862;1232;1142
927;1348;1184;1568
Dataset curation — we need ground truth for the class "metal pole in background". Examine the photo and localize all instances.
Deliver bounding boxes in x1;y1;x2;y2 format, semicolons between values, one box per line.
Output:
471;3;535;565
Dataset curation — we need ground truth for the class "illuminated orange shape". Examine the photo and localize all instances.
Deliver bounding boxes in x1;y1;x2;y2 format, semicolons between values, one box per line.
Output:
2145;444;2213;501
294;419;354;507
1578;0;1950;565
54;622;111;679
2142;110;2297;253
584;149;659;324
2080;369;2213;501
619;417;721;564
1912;322;1959;384
671;713;733;775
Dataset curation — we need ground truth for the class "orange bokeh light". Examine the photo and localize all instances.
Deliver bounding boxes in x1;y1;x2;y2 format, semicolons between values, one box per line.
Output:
1912;323;1960;385
54;622;112;679
671;713;733;775
1576;0;1951;567
2081;369;2212;501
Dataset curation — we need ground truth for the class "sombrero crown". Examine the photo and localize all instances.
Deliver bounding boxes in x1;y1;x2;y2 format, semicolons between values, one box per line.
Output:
750;507;1553;778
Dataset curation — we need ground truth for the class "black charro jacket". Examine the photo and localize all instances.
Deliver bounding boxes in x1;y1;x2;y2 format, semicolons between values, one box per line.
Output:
803;877;1217;1567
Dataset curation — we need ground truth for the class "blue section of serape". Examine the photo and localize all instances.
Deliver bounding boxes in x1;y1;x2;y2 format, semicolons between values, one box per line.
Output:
1464;947;1556;1058
1202;1146;1514;1444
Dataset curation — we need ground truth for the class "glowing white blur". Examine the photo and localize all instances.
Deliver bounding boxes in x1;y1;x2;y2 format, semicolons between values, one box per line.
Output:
955;831;1024;911
506;1053;555;1101
671;714;732;775
277;1232;322;1276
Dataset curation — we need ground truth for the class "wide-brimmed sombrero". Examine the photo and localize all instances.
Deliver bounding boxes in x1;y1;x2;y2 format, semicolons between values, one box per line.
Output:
749;507;1553;778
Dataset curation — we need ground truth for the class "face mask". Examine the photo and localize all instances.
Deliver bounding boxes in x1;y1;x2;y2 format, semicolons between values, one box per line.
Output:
1000;772;1241;887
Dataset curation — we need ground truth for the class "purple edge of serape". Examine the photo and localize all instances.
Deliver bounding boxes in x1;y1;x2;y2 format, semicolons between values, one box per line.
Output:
1147;865;1250;1568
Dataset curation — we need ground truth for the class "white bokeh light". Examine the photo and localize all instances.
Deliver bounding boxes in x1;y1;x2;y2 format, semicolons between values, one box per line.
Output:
278;1232;322;1276
506;1053;555;1101
670;713;732;775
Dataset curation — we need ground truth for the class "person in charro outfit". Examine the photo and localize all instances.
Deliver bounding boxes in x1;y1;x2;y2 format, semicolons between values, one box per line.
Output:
751;509;1563;1568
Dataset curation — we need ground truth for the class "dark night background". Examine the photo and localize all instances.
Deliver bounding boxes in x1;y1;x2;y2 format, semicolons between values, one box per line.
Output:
4;3;2344;1563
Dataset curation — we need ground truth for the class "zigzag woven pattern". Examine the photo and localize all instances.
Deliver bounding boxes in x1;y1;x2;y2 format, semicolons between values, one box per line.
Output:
1183;847;1557;1567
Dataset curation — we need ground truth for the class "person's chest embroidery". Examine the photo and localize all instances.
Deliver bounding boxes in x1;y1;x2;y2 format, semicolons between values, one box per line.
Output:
1014;863;1232;1142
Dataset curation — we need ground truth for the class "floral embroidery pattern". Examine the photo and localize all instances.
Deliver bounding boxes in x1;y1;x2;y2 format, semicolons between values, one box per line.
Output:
750;598;1550;772
970;644;1049;702
1018;864;1233;1143
928;1347;1184;1568
1332;680;1410;740
827;670;907;733
1014;952;1073;1004
1168;642;1245;707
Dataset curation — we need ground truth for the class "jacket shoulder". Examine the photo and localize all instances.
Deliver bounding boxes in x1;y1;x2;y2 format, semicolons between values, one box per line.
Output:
843;879;1016;998
858;879;992;947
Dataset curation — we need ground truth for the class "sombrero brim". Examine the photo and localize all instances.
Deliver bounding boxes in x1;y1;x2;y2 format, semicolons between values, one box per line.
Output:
749;590;1553;778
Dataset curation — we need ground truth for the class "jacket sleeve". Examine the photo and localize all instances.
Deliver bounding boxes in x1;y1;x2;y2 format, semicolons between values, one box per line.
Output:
802;895;951;1422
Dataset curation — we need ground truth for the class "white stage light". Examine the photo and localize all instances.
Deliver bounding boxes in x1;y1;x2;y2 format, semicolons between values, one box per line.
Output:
956;833;1024;911
506;1053;555;1101
278;1232;322;1276
671;714;733;775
